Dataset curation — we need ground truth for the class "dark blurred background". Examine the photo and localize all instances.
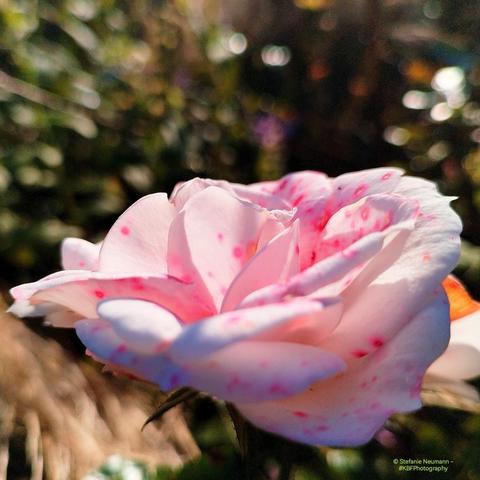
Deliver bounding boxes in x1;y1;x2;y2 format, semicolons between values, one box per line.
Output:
1;1;480;478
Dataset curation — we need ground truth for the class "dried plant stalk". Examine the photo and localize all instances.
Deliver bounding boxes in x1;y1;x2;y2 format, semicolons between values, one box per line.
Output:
0;306;199;480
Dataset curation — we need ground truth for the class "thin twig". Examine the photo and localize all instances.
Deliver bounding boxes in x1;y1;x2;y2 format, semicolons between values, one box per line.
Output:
0;70;90;116
142;388;198;430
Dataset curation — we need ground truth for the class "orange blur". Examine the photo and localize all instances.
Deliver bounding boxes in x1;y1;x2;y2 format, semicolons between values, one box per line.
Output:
443;275;480;321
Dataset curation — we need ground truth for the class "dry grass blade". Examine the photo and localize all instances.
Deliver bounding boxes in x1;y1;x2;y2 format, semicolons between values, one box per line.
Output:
421;388;480;413
0;306;199;480
421;375;480;413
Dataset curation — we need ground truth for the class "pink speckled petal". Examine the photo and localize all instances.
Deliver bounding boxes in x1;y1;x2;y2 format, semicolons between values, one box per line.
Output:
255;298;343;346
293;200;331;270
239;232;386;308
61;238;100;270
75;319;183;390
99;193;175;274
76;318;138;360
236;291;450;446
167;186;287;310
318;177;461;360
171;177;290;211
221;220;300;312
292;168;403;269
169;298;325;362
269;170;332;206
10;271;215;323
10;269;89;301
97;298;183;354
170;178;212;210
313;194;419;262
226;171;332;269
181;341;345;402
228;182;292;210
327;167;403;211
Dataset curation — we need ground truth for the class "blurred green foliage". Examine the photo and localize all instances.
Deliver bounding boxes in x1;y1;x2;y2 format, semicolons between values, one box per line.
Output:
89;400;480;479
2;0;480;478
0;0;264;287
2;0;480;288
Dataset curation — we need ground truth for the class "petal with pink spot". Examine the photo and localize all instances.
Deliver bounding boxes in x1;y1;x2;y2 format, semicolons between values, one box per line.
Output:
313;194;419;262
236;292;450;446
319;177;461;359
10;271;215;323
99;193;175;274
75;319;184;390
181;341;345;402
169;298;325;362
61;238;100;270
221;221;300;312
239;232;386;308
328;167;403;211
167;186;286;310
270;171;332;206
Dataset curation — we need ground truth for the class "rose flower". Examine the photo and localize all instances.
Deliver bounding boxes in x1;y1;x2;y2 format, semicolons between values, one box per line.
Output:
9;168;461;446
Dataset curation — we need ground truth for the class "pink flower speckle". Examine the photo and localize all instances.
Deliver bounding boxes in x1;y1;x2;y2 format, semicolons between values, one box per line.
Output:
233;245;244;259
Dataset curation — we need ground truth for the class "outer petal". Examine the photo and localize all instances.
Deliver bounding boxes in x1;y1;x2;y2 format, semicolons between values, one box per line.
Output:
448;310;480;352
236;292;450;446
61;238;100;270
98;193;175;274
10;271;215;323
317;178;461;360
180;341;346;402
75;319;183;390
97;299;183;354
427;311;480;380
7;299;83;327
167;186;287;310
8;299;57;318
221;220;300;312
75;322;345;400
426;344;480;380
169;299;325;362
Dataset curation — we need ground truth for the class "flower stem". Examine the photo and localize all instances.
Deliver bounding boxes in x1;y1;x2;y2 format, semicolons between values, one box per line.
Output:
226;404;296;480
